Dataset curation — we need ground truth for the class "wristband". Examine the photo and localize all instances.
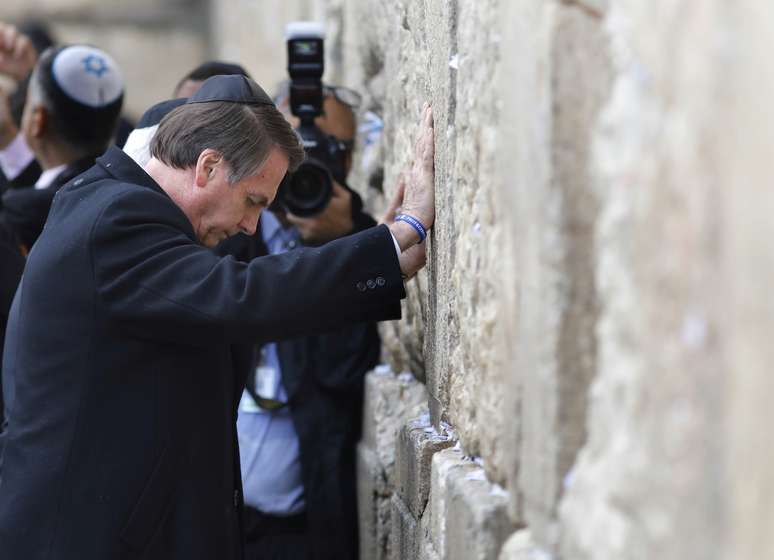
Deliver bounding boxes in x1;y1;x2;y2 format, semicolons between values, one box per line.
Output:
394;214;427;244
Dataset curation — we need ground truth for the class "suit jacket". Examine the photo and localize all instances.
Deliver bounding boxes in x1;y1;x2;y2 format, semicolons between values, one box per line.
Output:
0;159;42;203
0;228;24;428
0;156;100;428
0;147;404;560
222;197;379;560
0;156;97;250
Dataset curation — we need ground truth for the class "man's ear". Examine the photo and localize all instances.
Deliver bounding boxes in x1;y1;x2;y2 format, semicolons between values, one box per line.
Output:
194;149;223;188
29;105;47;139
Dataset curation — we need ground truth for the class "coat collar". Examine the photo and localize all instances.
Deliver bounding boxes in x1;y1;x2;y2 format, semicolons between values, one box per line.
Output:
96;146;200;243
96;146;167;196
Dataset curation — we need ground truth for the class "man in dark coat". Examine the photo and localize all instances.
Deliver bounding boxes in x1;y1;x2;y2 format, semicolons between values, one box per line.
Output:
127;81;379;559
0;228;24;427
0;43;124;253
229;87;378;560
0;41;124;427
0;75;435;560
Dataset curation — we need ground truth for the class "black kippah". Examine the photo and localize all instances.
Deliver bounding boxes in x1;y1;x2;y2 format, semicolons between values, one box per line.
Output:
186;75;274;107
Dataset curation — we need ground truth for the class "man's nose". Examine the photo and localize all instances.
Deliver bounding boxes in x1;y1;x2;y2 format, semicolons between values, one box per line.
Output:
239;209;261;236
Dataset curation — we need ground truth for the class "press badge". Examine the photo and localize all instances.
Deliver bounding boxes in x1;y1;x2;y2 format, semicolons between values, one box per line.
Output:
239;364;278;414
254;365;276;399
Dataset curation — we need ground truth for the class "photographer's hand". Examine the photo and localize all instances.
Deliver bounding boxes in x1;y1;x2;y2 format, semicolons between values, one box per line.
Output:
287;181;354;245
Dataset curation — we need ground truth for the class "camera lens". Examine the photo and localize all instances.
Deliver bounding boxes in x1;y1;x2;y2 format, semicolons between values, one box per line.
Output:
279;159;333;217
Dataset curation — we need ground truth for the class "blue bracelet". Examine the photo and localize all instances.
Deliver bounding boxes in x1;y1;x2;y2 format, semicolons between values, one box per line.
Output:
395;213;427;244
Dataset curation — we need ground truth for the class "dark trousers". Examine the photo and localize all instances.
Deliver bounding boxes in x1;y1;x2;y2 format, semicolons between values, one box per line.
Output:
243;506;309;560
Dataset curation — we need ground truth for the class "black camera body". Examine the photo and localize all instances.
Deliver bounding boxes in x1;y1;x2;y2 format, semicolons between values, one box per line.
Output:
276;22;349;217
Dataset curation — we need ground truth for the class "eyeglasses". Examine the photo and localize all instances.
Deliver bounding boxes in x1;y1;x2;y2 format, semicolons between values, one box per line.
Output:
323;85;362;109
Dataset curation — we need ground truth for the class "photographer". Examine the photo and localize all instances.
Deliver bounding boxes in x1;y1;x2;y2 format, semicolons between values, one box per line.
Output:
231;84;379;560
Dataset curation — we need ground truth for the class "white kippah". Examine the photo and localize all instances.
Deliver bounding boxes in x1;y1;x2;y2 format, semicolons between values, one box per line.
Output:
51;45;124;108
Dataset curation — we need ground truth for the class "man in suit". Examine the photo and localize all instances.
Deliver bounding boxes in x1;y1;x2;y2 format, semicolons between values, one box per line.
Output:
0;74;435;560
125;76;379;559
0;43;124;253
0;41;124;424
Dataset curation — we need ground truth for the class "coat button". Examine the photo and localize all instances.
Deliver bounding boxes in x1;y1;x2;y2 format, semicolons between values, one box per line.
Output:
366;279;376;289
233;489;240;508
356;281;367;292
376;276;386;287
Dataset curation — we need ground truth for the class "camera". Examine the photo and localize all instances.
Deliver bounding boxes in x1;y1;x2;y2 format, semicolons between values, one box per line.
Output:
275;22;349;217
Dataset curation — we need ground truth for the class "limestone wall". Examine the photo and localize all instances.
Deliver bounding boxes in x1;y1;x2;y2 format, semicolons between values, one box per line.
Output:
309;0;774;559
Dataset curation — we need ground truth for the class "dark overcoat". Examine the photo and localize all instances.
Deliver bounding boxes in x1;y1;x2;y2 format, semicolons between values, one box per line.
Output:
0;147;403;560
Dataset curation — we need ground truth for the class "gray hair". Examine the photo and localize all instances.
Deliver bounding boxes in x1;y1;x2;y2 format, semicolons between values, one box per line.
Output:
150;101;305;184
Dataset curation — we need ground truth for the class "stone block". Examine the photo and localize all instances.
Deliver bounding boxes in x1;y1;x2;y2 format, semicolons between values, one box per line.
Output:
516;2;612;550
498;530;553;560
419;499;441;560
428;447;473;553
443;452;514;560
358;442;390;560
426;447;514;560
557;1;736;559
358;367;428;560
395;412;455;519
360;367;428;484
390;494;419;560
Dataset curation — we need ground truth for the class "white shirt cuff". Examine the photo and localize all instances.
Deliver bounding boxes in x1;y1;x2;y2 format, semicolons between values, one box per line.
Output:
0;132;35;182
389;230;401;259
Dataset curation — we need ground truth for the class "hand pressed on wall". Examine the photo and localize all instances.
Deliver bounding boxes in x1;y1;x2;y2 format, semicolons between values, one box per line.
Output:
384;102;435;279
382;175;426;280
386;103;435;250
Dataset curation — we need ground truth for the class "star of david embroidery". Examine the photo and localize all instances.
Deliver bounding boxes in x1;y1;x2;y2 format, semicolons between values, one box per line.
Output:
82;54;109;78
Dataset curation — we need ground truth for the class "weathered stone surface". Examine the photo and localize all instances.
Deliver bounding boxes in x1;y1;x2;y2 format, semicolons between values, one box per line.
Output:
358;442;389;560
515;1;612;551
427;447;472;555
498;530;552;560
395;412;455;519
427;447;514;560
722;6;774;560
390;494;420;560
358;367;428;560
360;367;428;482
558;2;732;559
325;1;515;490
445;463;514;560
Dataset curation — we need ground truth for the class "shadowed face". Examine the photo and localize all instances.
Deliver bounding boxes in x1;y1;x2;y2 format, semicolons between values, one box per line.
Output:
193;146;289;247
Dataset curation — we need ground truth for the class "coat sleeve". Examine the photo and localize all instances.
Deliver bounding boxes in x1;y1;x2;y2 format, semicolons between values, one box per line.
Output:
90;188;404;346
